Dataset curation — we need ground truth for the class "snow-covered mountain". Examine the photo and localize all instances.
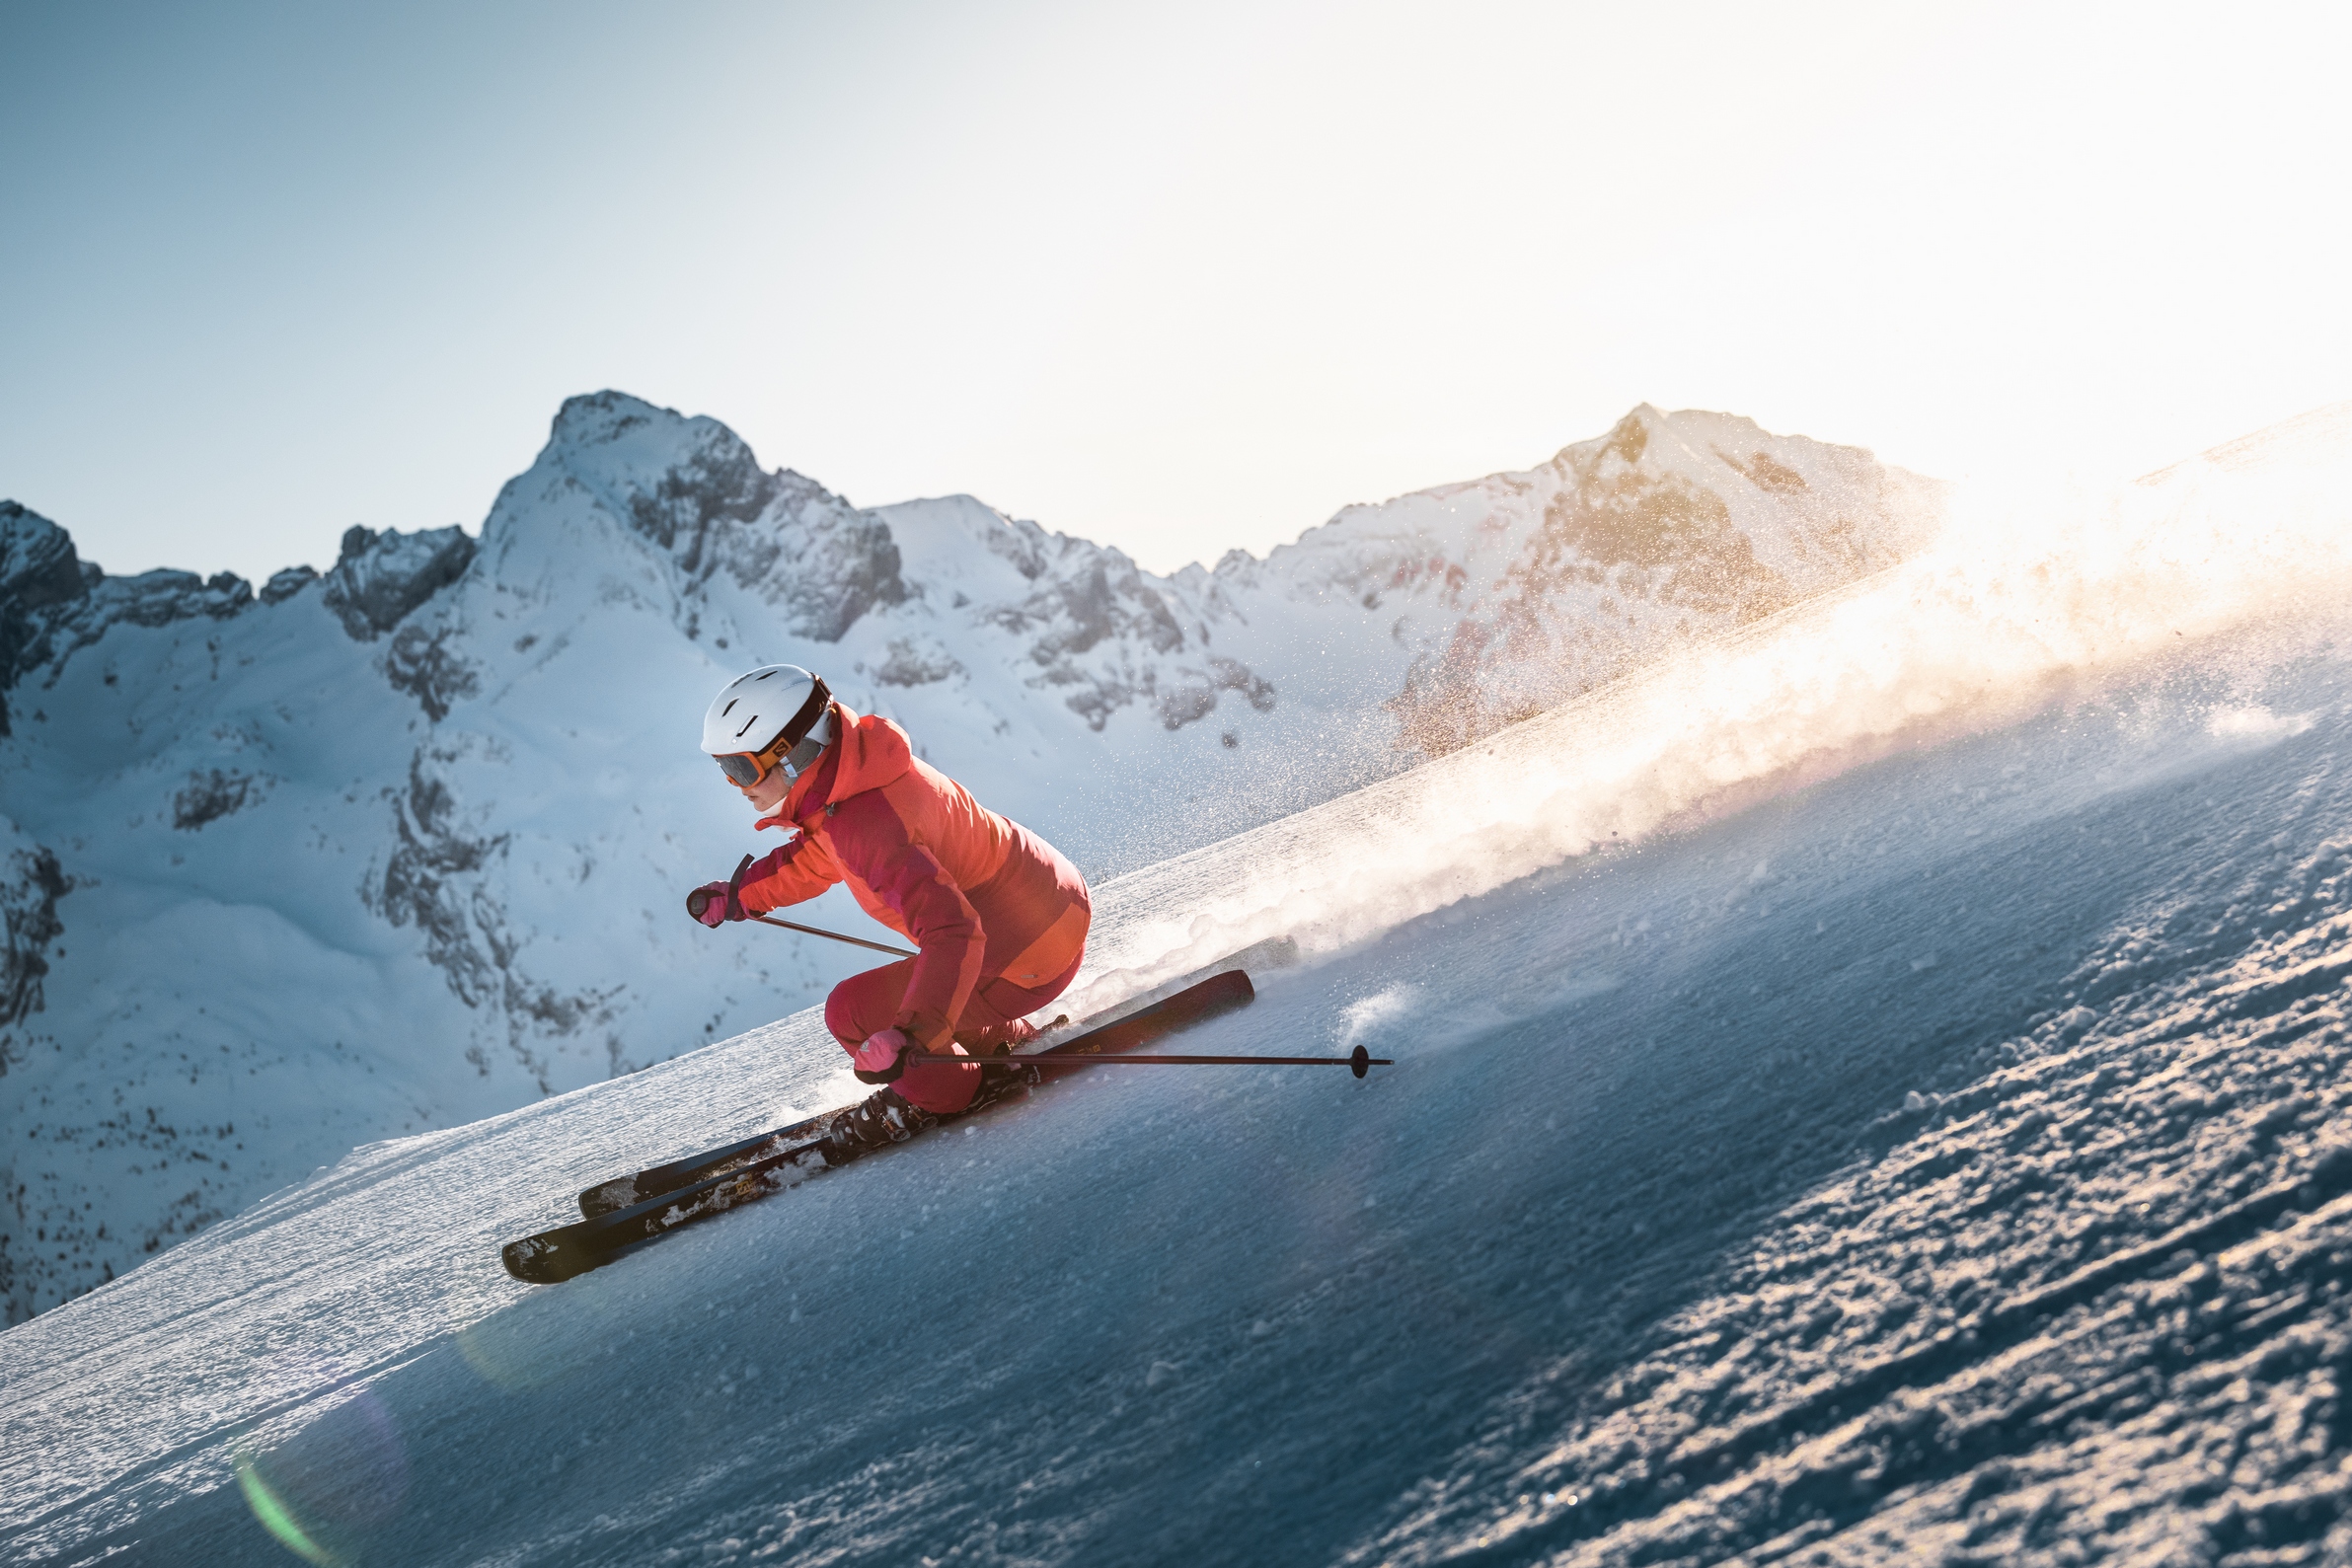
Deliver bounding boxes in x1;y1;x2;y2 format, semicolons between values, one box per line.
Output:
0;393;1939;1323
2;404;2347;1567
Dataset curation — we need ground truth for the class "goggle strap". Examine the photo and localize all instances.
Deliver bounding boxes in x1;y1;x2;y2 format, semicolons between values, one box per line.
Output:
777;676;831;753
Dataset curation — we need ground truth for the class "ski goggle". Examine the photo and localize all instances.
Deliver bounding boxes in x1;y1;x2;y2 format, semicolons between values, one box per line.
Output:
717;728;832;788
715;738;787;788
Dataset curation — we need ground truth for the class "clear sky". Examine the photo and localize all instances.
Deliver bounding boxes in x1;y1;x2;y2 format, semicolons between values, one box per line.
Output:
3;1;2347;587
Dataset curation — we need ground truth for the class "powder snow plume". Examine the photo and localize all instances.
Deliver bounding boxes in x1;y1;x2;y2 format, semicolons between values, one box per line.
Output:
1067;405;2352;1014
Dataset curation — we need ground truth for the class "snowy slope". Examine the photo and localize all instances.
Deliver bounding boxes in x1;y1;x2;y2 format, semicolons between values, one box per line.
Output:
0;395;1935;1323
2;406;2348;1565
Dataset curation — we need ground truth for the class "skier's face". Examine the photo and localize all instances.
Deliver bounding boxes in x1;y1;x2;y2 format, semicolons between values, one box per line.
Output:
739;765;796;812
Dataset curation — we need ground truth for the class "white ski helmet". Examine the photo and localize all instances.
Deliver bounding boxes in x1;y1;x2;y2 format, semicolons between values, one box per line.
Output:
702;664;835;786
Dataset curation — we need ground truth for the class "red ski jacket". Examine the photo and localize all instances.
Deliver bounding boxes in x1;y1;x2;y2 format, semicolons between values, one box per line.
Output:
736;704;1091;1049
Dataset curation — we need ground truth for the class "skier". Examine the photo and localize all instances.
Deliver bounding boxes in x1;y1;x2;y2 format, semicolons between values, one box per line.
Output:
689;665;1092;1155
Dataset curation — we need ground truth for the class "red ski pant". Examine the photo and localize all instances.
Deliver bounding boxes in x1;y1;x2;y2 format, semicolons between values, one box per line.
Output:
825;949;1085;1114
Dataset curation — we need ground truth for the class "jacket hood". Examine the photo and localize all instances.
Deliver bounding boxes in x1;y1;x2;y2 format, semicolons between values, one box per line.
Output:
756;704;911;829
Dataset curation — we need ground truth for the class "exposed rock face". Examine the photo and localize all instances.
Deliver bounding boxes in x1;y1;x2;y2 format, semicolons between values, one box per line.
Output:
0;505;88;735
871;635;962;688
978;533;1194;731
0;392;1942;1322
1156;656;1276;732
0;815;69;1315
0;501;257;734
0;817;67;1060
259;564;318;605
170;770;263;831
361;747;616;1092
383;624;480;723
1519;415;1789;621
0;503;88;624
321;524;477;640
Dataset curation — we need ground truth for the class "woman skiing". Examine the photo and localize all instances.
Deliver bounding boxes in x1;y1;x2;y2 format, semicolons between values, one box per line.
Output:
689;665;1091;1153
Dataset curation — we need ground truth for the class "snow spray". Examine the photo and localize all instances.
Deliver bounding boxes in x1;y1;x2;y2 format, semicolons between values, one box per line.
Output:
1062;406;2352;1019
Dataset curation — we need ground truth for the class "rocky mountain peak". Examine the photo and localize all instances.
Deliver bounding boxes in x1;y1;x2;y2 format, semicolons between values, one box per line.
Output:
0;502;89;616
506;391;906;643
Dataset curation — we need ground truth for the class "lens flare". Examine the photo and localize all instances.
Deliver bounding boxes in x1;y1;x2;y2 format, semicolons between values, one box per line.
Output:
232;1390;411;1565
235;1456;335;1566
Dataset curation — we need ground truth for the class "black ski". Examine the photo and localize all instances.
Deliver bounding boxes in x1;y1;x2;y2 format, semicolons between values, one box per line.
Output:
573;966;1256;1218
499;968;1256;1284
573;1117;831;1219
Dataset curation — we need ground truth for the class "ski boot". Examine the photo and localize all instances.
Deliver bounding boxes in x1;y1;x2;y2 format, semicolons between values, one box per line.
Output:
823;1086;937;1164
944;1011;1061;1119
960;1059;1044;1117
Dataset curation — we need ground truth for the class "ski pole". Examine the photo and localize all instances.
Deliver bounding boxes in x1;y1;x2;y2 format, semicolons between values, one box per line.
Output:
917;1044;1393;1078
686;886;918;959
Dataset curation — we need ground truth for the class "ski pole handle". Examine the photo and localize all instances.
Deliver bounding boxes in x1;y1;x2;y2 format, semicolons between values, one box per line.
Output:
687;887;712;919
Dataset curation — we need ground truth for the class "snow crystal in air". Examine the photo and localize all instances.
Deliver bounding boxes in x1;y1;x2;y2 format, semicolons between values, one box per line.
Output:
2205;705;2314;739
1339;984;1420;1047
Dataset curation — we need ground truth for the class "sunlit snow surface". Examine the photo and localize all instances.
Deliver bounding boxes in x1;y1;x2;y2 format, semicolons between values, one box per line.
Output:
10;411;2352;1563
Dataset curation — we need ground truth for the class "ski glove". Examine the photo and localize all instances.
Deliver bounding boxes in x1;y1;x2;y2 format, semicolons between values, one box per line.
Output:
686;854;757;928
852;1027;911;1084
